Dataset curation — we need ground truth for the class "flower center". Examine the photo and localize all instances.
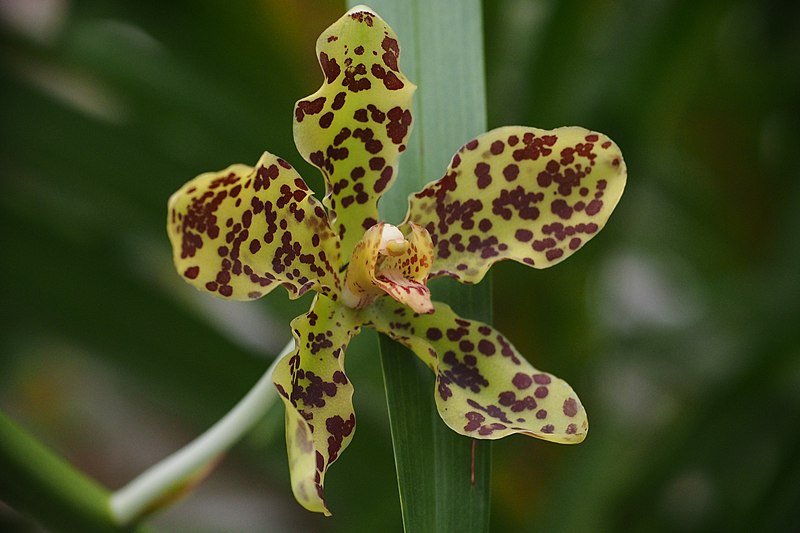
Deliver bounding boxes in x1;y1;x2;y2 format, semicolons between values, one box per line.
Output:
339;222;434;314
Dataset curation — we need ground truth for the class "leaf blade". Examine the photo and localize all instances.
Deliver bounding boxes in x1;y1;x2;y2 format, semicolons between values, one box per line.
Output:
349;0;493;531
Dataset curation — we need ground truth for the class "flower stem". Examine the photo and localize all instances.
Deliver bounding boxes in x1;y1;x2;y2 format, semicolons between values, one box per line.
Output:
110;340;292;525
0;410;150;532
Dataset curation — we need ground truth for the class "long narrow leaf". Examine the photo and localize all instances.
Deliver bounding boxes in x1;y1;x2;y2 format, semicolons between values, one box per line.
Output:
346;1;493;531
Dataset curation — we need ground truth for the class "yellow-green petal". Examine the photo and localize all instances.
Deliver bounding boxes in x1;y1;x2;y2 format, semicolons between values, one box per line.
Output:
272;295;362;515
293;6;416;260
167;152;341;301
405;126;627;284
366;298;588;444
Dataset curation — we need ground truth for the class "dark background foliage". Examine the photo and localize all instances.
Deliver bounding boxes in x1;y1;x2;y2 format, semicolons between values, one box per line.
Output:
1;0;798;531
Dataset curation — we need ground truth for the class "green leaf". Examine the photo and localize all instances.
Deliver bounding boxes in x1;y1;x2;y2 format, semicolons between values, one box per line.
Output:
406;126;627;283
350;0;493;531
167;151;341;301
272;294;362;516
293;7;416;260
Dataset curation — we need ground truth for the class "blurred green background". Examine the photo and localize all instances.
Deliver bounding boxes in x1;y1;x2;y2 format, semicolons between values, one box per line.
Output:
1;0;798;531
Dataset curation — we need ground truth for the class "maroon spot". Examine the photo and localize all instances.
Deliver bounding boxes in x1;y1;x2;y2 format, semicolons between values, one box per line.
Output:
585;199;603;215
478;218;492;232
534;374;552;385
219;285;233;297
427;327;442;340
569;237;582;250
375;166;393;192
386;106;412;144
551;199;573;220
534;386;549;399
490;140;504;155
295;97;326;122
540;424;555;434
515;229;533;242
354;109;368;122
464;411;485;432
369;157;385;170
381;36;399;70
545;248;564;261
499;391;516;406
319;112;334;129
249;239;261;254
478;339;495;355
319;52;340;83
367;104;386;123
563;398;578;417
503;164;519;182
475;162;491;189
459;340;475;353
351;166;365;180
309;151;324;168
332;91;346;110
512;373;532;390
536;409;547;420
465;139;479;150
585;134;599;142
354;45;364;55
184;266;199;279
382;70;404;90
566;424;578;434
343;64;371;91
333;127;351;146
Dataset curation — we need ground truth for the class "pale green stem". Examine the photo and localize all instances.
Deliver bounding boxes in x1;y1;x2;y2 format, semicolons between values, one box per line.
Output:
110;340;293;525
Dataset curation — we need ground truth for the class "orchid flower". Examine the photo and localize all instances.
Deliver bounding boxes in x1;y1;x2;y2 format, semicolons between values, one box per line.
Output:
167;5;626;516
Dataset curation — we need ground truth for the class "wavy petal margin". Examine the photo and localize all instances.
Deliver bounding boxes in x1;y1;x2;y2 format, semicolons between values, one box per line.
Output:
293;5;416;260
367;298;587;444
405;126;627;284
272;295;362;515
167;152;341;300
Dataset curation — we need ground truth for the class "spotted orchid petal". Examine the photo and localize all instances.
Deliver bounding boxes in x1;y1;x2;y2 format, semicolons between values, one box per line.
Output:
167;152;341;300
405;126;627;283
342;223;433;314
367;297;588;444
272;295;362;515
293;6;416;260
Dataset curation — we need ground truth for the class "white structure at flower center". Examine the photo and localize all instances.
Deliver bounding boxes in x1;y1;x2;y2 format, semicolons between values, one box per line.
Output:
379;224;409;257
